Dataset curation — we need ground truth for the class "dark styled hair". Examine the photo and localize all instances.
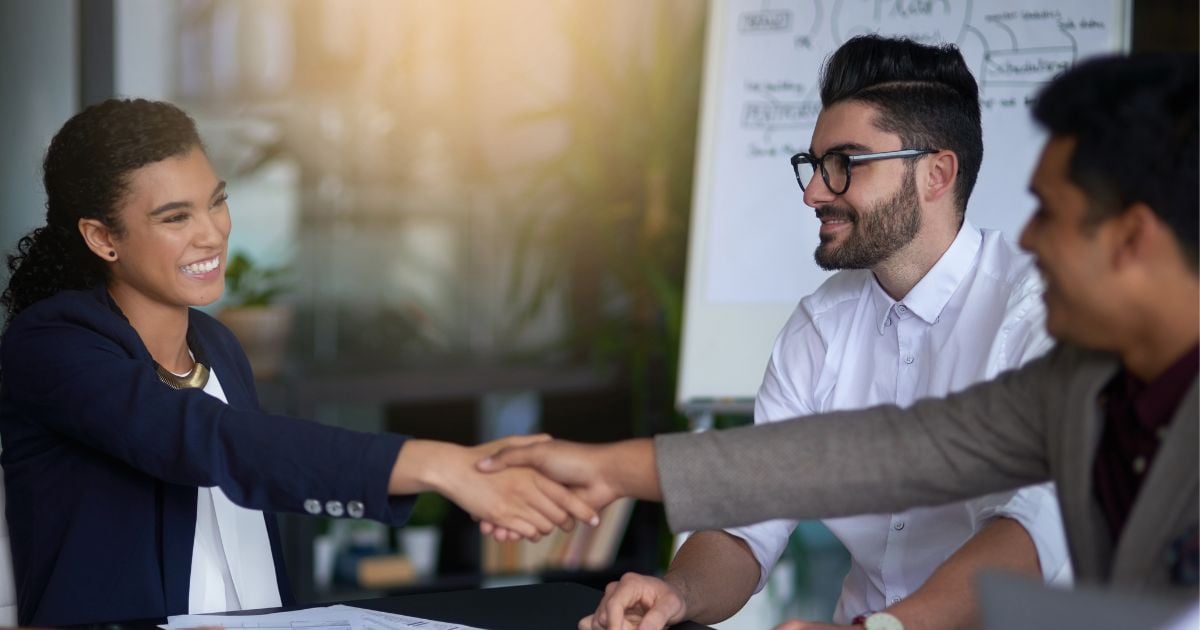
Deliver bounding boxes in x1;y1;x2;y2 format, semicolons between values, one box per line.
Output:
1033;53;1198;266
819;35;983;216
2;99;203;318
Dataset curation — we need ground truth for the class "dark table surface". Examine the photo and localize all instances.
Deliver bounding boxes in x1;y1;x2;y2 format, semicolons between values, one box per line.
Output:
93;583;712;630
349;582;712;629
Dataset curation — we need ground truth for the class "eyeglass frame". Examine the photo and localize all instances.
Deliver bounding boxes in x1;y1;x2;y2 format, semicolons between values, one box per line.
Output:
790;148;939;195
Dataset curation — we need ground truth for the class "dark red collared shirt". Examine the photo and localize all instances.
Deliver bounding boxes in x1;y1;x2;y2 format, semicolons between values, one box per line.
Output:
1093;345;1199;543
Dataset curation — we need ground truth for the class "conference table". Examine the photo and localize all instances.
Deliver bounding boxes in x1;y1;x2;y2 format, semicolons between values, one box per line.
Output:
98;583;713;629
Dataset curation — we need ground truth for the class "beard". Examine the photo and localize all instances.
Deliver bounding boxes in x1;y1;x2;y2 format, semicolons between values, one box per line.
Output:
813;170;922;270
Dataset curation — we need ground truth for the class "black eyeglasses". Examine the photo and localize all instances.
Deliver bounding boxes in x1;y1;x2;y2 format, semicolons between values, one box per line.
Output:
790;148;938;195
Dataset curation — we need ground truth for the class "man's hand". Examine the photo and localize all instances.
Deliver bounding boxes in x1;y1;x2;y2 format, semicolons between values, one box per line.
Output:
578;572;688;630
390;435;599;541
477;437;660;503
474;438;660;541
475;439;620;541
476;440;619;508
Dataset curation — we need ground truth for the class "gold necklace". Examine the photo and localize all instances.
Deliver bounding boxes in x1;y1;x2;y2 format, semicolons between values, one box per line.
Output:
154;360;211;390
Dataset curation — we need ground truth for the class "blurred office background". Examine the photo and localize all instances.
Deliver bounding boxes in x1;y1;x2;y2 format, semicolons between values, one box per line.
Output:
0;1;1194;628
1;0;802;625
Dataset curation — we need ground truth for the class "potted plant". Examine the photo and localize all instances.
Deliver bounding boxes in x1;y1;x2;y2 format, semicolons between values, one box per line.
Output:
395;493;448;579
218;250;293;379
507;2;705;437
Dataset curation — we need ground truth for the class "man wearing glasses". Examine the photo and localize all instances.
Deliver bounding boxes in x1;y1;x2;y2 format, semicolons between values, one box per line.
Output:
580;35;1070;630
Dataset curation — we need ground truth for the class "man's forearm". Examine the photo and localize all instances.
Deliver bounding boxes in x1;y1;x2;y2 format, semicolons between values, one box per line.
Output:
664;530;762;624
884;517;1041;630
606;438;662;501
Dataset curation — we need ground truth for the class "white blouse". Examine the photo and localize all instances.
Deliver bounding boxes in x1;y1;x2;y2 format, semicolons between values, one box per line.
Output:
187;367;282;613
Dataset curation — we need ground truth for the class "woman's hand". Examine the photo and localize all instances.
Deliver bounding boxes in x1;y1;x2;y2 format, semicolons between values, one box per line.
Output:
474;438;659;542
389;435;600;541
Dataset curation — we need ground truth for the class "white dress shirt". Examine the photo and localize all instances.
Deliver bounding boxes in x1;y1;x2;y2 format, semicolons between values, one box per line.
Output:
727;222;1071;624
188;367;282;613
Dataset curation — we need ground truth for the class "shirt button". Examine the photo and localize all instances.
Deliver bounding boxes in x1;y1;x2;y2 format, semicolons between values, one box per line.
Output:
885;318;893;327
304;499;322;515
904;355;915;365
897;304;907;313
890;596;902;605
1132;456;1147;475
326;500;345;517
347;500;365;519
893;521;905;531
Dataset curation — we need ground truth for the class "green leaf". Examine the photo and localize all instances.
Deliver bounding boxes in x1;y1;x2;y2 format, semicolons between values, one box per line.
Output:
221;249;291;308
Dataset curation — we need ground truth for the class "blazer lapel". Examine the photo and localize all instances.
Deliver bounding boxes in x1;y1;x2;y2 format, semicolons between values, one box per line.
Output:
1111;379;1200;590
186;319;251;410
1058;355;1118;583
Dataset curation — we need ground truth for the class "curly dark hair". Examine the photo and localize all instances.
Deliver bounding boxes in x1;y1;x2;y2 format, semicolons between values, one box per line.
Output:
1033;53;1198;267
2;99;203;318
819;34;983;217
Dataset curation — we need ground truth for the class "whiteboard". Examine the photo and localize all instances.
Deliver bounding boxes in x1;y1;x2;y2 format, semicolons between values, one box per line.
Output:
677;0;1129;409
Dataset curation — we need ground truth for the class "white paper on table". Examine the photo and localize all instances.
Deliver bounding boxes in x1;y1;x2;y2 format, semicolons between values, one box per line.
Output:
161;603;485;630
347;605;485;630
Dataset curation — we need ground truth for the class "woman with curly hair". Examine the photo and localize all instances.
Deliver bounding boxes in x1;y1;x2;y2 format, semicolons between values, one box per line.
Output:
0;99;596;625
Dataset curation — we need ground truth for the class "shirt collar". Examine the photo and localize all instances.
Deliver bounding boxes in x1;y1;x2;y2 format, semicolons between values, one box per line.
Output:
1119;344;1200;431
870;220;983;333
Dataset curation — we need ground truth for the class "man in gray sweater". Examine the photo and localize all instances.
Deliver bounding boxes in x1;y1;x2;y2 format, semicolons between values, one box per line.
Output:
479;52;1198;630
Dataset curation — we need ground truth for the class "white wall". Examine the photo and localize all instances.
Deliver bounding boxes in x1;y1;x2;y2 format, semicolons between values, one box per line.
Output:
115;0;176;100
0;0;78;271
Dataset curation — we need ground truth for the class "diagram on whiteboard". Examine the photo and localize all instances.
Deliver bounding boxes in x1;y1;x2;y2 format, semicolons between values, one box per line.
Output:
701;0;1123;308
735;0;1114;157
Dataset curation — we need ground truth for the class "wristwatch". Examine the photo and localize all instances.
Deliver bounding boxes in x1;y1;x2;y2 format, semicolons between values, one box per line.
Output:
862;612;904;630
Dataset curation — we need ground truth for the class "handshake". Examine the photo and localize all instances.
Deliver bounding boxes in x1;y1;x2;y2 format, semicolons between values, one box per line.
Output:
390;435;858;630
393;435;687;630
388;435;662;542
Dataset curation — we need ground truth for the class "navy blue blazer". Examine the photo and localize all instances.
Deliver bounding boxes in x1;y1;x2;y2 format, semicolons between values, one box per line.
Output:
0;286;414;625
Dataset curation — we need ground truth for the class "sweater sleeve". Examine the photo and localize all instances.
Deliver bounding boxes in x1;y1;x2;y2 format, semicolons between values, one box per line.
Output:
655;347;1067;534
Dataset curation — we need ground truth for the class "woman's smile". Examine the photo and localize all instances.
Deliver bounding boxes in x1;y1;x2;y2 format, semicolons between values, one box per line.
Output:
180;255;222;279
